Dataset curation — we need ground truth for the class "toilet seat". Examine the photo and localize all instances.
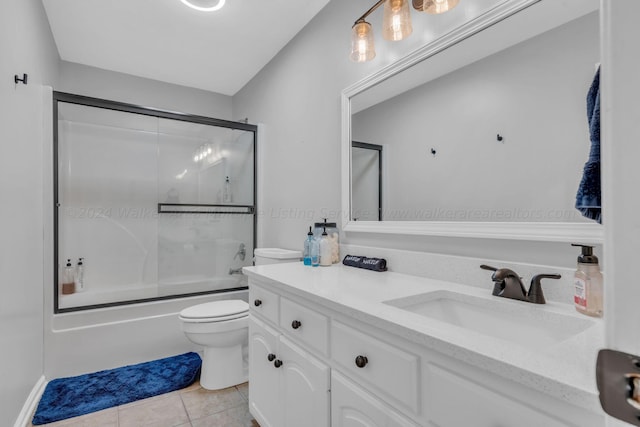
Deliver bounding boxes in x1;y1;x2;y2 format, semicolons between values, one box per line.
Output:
179;300;249;323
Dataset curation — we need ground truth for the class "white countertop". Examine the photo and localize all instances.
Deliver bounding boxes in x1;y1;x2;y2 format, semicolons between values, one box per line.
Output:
244;262;605;412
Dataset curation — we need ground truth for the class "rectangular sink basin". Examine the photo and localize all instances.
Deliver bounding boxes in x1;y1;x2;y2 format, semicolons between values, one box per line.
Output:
384;290;593;349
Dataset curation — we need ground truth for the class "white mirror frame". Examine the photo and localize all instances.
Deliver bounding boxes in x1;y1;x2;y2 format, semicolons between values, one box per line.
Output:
341;0;603;243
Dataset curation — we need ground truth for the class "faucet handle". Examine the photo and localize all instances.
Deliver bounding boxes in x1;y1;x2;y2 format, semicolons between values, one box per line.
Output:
481;265;526;298
480;265;519;280
528;274;561;304
481;265;505;296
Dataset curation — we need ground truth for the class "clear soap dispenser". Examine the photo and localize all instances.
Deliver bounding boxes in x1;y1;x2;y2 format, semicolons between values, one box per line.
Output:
62;259;75;295
303;226;319;266
571;243;603;317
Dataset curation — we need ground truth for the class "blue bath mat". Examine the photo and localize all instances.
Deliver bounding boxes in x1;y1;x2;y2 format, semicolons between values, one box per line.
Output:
32;352;201;425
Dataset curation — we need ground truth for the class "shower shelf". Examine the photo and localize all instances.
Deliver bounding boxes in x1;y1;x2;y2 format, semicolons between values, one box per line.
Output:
157;203;255;215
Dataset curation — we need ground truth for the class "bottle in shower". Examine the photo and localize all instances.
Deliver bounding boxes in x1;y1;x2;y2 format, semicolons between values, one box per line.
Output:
75;258;85;292
62;259;75;295
223;176;232;203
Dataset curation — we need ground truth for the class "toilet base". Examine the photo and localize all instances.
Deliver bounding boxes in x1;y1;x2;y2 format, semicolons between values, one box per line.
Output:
200;344;247;390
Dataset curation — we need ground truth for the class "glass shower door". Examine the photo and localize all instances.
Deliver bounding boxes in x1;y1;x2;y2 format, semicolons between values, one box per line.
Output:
156;119;255;298
55;92;256;312
57;103;160;310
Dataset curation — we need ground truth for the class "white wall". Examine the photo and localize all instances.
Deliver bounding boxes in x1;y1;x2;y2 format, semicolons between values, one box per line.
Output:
353;13;598;223
233;0;601;268
0;0;59;424
58;61;234;120
601;0;640;365
232;0;395;251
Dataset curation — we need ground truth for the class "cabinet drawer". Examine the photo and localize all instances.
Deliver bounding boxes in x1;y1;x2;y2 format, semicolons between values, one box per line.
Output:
331;320;419;414
280;297;329;356
249;282;279;325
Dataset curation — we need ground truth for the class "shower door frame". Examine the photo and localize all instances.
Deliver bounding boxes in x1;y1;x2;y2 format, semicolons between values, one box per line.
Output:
52;91;258;313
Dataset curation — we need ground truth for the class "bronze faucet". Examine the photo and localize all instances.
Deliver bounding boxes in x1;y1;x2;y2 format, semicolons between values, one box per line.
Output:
480;265;561;304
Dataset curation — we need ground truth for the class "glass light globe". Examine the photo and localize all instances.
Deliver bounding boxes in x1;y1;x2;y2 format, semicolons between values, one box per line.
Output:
350;21;376;62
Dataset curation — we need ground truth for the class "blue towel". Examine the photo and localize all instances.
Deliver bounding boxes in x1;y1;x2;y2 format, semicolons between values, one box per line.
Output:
575;67;601;223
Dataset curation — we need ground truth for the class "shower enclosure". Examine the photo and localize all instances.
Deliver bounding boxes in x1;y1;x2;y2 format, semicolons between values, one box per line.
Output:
53;92;256;313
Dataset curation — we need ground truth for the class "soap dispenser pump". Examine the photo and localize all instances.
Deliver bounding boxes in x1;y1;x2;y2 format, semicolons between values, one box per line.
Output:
571;243;603;317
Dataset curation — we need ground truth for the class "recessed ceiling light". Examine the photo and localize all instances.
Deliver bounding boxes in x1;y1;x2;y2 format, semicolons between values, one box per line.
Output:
180;0;225;12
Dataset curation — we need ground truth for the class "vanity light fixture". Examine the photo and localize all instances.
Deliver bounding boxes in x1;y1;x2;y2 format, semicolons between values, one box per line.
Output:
350;0;460;62
180;0;225;12
414;0;459;14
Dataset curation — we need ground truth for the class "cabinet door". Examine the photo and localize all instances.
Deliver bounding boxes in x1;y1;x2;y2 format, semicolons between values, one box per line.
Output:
332;371;419;427
249;317;281;427
280;336;330;427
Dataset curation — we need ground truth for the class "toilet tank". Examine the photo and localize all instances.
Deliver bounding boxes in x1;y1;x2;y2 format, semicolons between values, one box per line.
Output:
254;248;302;266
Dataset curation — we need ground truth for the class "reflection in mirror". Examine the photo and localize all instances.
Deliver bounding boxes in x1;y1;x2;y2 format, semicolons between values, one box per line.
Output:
352;142;382;221
349;0;600;224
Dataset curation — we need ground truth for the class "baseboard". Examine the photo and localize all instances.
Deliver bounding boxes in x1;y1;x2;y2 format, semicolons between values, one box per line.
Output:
14;376;47;427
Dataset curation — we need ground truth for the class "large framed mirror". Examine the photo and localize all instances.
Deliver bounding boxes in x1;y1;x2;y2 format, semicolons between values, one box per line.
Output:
341;0;603;243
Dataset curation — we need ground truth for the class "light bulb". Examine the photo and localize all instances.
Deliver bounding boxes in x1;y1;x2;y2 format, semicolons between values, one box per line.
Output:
383;0;413;41
350;21;376;62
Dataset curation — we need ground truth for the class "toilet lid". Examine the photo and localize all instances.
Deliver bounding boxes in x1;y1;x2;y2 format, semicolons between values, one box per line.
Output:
179;300;249;320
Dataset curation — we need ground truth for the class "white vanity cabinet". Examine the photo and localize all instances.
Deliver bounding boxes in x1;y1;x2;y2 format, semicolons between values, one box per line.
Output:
331;371;419;427
249;286;330;427
247;274;605;427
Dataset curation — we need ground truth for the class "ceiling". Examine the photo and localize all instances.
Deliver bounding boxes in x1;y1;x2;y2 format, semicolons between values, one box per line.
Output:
42;0;330;96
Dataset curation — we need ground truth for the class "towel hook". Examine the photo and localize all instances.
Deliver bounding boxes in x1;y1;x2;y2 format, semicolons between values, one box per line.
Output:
14;73;28;85
497;134;503;142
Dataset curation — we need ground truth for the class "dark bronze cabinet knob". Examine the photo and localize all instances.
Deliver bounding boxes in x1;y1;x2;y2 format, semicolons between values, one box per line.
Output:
355;355;368;368
254;299;262;307
291;320;302;329
274;359;283;368
267;353;276;362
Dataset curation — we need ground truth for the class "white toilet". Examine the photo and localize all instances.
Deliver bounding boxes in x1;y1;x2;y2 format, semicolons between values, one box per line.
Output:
179;299;249;390
254;248;302;265
179;248;299;390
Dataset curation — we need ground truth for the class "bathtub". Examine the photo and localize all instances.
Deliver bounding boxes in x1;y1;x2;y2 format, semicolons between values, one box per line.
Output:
46;284;248;379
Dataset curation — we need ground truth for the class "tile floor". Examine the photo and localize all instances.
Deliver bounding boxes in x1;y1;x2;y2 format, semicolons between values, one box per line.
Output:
30;382;260;427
